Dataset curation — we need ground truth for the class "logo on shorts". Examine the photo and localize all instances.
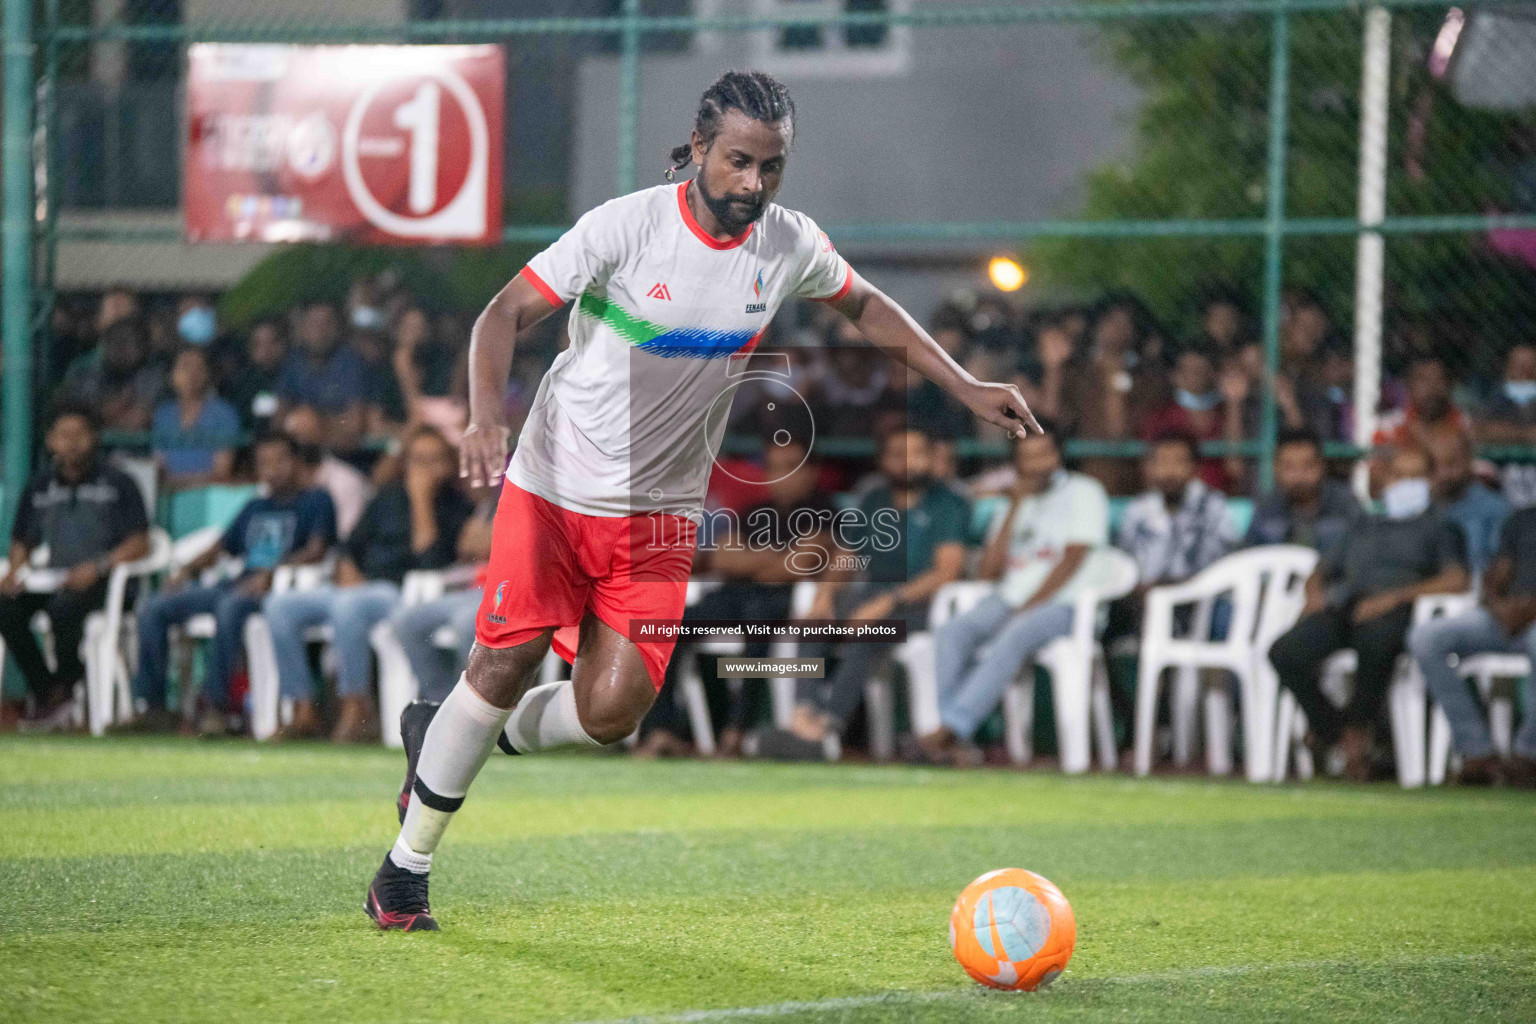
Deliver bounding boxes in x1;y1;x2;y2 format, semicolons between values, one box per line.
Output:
487;580;509;624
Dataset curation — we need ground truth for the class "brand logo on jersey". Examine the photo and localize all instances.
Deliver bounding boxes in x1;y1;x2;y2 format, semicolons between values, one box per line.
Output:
819;230;835;253
647;282;672;301
494;580;507;607
745;269;768;313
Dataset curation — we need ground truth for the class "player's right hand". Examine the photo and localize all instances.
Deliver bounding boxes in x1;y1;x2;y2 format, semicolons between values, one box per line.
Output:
461;420;512;489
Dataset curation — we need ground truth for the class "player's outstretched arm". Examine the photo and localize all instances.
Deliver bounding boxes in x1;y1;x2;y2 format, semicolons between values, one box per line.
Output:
463;274;561;487
825;270;1041;439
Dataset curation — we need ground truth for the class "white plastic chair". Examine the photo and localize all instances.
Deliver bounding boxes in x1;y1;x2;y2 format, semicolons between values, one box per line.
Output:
665;579;751;756
870;549;1137;772
884;581;991;762
0;530;169;735
245;560;335;741
769;581;821;727
1426;647;1527;785
1004;548;1139;772
82;528;173;735
372;570;450;749
1135;545;1319;781
1273;591;1475;787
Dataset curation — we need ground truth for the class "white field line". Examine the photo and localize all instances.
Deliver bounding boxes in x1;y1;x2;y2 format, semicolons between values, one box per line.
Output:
563;952;1505;1024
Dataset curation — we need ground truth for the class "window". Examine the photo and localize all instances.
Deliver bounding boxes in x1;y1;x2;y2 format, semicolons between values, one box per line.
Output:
750;0;912;77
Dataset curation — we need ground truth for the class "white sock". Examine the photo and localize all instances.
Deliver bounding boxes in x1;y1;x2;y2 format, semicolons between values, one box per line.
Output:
503;680;602;753
392;676;512;873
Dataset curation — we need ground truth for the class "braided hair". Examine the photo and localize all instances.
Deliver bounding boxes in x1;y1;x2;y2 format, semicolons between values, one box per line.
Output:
666;70;796;181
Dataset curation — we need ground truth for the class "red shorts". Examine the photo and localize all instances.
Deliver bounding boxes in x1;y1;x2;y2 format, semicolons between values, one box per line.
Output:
475;481;697;689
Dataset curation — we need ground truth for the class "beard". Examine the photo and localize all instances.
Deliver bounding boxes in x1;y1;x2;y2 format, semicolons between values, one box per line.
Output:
695;171;766;234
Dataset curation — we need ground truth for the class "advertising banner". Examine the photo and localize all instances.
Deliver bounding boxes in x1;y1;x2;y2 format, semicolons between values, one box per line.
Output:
185;44;504;245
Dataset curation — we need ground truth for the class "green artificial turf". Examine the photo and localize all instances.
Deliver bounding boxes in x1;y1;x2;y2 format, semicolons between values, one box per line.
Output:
3;736;1534;1023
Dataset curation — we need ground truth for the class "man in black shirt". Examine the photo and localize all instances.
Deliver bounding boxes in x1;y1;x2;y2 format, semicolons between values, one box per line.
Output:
1268;445;1468;780
264;425;474;742
1408;507;1536;786
0;406;151;727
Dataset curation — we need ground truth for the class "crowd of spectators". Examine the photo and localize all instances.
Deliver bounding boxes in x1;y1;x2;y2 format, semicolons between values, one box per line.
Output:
1;276;1533;786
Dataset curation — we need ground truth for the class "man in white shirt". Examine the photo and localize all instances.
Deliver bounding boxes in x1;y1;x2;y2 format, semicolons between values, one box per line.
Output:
916;425;1109;765
367;69;1041;931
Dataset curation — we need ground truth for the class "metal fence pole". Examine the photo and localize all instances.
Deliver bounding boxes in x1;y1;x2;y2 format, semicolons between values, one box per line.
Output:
617;0;641;195
1352;5;1390;486
35;0;62;392
1256;6;1291;494
2;0;37;534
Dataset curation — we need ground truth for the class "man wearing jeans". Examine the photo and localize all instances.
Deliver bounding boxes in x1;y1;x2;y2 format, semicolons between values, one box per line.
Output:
1268;445;1468;781
916;425;1109;766
265;426;473;742
1408;506;1536;787
117;432;334;735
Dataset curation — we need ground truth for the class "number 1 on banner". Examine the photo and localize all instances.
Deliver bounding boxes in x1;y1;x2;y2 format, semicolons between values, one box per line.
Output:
394;81;441;214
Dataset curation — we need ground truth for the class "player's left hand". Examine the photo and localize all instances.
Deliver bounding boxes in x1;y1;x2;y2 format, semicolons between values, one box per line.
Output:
955;379;1041;439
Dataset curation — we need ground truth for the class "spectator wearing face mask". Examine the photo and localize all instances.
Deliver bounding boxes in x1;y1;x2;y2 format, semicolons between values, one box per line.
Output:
176;295;219;347
1480;344;1536;443
1478;343;1536;508
1139;347;1246;492
1268;445;1468;781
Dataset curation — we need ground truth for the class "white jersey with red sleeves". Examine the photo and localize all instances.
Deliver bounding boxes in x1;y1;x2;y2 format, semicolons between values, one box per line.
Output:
508;180;851;517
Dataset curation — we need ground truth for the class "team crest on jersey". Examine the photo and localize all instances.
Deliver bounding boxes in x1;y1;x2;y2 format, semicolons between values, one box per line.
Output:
819;231;834;253
745;268;768;313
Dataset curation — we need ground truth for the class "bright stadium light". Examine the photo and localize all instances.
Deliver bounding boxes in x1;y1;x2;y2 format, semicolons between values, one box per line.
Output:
988;256;1027;292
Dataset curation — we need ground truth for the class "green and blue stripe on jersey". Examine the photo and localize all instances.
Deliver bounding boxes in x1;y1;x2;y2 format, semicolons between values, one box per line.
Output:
577;293;764;360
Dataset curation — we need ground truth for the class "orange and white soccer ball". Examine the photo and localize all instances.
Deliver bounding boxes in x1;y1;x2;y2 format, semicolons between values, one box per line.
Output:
949;868;1075;991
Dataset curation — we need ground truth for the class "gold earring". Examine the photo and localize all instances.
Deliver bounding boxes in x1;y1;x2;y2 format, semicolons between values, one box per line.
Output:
664;167;676;183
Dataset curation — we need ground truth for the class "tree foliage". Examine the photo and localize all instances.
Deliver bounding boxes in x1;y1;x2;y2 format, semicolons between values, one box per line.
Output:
1033;8;1536;370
